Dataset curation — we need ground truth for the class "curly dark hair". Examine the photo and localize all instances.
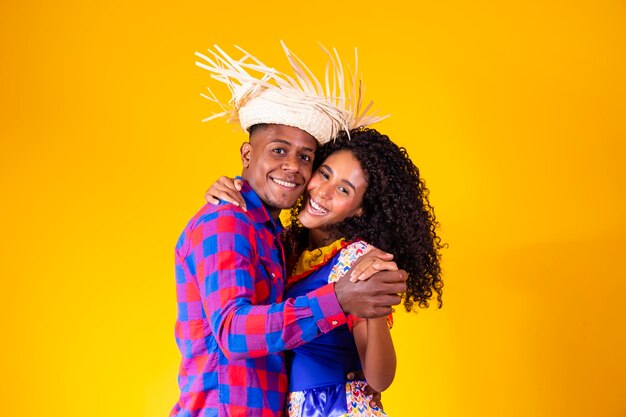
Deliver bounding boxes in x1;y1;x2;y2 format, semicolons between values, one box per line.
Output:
284;128;444;311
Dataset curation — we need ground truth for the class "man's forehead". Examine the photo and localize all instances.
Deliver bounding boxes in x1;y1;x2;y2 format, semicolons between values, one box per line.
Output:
249;125;318;152
267;138;316;152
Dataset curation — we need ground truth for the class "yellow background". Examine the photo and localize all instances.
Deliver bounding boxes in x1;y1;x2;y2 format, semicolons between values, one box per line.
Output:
1;1;625;416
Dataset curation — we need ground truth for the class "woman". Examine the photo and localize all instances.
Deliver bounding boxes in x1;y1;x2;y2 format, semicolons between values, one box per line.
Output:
207;128;444;416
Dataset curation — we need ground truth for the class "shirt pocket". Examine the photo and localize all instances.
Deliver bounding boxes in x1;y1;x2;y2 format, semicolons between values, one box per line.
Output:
256;255;284;303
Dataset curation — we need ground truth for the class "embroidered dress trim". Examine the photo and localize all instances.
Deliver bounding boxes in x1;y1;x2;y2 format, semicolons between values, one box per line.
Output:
287;239;350;289
286;381;388;417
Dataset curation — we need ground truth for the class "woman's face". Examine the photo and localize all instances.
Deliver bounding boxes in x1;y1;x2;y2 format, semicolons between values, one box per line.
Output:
298;150;367;230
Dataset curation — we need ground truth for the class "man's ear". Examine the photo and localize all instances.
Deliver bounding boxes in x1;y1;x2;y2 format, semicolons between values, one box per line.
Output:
240;142;252;168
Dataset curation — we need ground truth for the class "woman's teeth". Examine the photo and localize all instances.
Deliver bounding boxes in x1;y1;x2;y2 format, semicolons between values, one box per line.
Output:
309;198;328;214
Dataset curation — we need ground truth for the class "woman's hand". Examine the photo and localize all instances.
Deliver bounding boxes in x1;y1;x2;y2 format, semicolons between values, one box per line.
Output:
346;371;384;409
348;247;398;282
205;176;246;211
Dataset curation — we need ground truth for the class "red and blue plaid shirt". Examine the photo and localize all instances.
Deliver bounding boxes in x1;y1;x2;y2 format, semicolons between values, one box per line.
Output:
171;181;348;417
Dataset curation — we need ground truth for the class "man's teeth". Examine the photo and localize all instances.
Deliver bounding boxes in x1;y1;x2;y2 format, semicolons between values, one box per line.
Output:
273;178;296;188
310;199;328;214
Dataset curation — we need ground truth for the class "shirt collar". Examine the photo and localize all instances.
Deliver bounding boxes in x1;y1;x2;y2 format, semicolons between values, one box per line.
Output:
239;178;285;232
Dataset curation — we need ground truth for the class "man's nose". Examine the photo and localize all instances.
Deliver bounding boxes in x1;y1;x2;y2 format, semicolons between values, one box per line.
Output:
282;153;300;172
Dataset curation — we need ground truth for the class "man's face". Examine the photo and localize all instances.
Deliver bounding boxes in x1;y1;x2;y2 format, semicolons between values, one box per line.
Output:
241;124;317;218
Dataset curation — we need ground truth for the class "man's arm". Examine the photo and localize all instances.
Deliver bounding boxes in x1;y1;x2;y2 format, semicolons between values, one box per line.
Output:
186;209;347;360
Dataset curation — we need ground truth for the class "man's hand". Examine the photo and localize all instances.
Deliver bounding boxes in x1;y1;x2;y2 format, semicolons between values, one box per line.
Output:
205;176;246;211
335;269;408;318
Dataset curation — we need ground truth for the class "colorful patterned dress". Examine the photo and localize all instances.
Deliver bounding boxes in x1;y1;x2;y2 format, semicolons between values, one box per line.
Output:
285;239;390;417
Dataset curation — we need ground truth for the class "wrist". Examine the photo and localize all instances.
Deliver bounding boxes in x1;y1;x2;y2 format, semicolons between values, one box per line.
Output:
333;281;351;315
368;316;388;325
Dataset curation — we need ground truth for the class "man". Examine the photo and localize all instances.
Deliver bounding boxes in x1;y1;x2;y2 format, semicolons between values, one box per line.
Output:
171;44;405;417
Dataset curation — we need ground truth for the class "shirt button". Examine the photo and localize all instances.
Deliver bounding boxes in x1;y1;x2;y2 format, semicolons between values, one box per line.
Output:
331;320;338;326
271;273;275;278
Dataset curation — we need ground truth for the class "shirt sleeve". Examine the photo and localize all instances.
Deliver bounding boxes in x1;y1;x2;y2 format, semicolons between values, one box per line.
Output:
184;209;347;360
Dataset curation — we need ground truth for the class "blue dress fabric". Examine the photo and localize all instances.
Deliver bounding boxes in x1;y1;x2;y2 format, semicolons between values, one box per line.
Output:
285;242;388;417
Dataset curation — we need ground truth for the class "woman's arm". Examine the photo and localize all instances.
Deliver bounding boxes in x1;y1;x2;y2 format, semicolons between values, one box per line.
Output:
352;317;396;392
